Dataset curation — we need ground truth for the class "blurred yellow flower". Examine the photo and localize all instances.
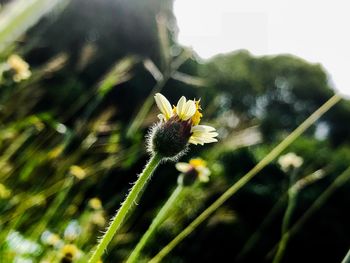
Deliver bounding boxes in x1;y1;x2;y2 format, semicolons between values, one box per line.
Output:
176;158;211;182
69;165;86;180
7;54;31;82
0;183;11;199
88;197;102;210
61;244;78;262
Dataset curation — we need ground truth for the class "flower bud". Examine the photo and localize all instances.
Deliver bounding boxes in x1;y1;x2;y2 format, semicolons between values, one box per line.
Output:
177;168;198;186
175;158;211;185
148;117;192;159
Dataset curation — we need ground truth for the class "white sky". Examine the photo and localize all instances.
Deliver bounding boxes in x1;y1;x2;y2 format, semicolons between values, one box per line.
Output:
174;0;350;97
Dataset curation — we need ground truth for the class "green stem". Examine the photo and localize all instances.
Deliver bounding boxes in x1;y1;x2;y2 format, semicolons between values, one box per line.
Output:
149;94;341;263
341;247;350;263
272;172;298;263
237;169;326;261
88;153;162;263
30;176;74;241
126;185;184;263
267;165;350;259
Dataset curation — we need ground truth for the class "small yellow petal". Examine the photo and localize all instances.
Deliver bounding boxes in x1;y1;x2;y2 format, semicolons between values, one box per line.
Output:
191;100;203;125
189;158;207;168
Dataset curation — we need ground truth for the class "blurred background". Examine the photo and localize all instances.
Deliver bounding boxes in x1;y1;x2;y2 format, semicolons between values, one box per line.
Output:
0;0;349;262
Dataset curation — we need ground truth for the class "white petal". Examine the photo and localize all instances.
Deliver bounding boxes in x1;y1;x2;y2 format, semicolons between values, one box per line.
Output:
191;125;216;133
175;162;191;173
183;100;196;120
176;97;196;120
190;125;218;145
198;132;219;140
197;166;211;177
188;137;201;145
176;96;186;116
199;173;210;182
154;93;173;120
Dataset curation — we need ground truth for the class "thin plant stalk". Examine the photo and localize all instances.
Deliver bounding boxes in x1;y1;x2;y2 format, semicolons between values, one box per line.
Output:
126;185;184;263
236;169;326;261
149;94;341;263
267;165;350;259
88;153;163;263
272;170;298;263
341;247;350;263
0;0;69;53
29;176;74;241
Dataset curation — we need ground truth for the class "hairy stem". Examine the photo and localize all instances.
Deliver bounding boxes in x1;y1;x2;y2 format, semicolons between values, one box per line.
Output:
88;153;162;263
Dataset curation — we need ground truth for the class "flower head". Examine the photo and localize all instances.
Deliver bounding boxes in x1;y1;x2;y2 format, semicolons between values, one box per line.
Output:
61;244;78;263
0;183;11;199
7;54;31;82
88;197;103;210
278;152;303;172
176;158;211;185
149;93;218;159
69;165;86;180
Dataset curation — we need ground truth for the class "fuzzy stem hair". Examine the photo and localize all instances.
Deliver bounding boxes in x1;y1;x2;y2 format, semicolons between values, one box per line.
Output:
88;153;162;263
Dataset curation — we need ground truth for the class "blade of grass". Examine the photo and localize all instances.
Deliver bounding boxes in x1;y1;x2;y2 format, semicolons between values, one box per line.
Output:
0;0;69;53
126;185;184;263
149;94;342;263
272;169;298;263
341;247;350;263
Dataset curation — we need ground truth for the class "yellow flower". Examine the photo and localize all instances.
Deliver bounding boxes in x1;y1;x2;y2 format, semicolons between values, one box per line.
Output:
61;244;78;262
154;93;218;146
176;158;211;182
0;183;11;199
69;165;86;180
88;197;103;210
278;152;303;172
7;54;31;82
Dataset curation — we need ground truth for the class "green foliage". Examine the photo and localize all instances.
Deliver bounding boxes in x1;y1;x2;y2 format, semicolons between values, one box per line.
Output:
0;0;349;263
